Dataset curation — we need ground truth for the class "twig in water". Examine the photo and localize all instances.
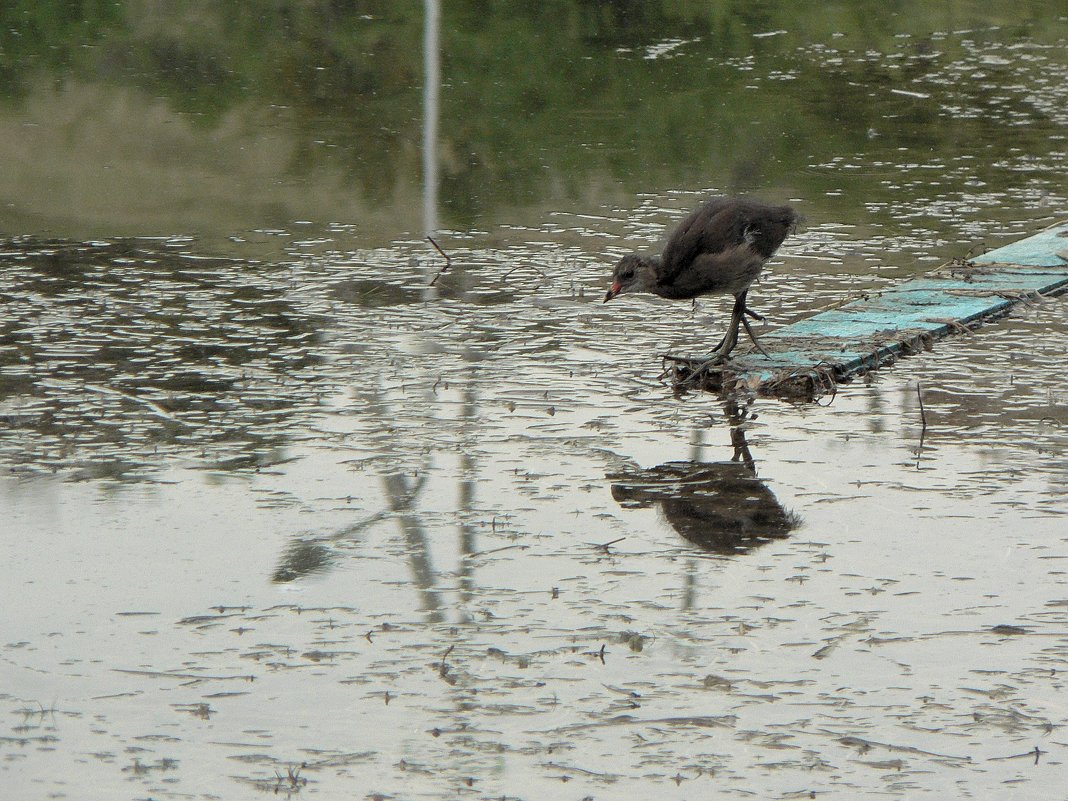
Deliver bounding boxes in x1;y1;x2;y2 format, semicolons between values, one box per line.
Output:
915;382;928;470
439;645;454;677
989;745;1045;764
916;381;928;432
584;643;608;663
427;236;451;286
274;763;307;792
501;262;549;281
468;544;530;559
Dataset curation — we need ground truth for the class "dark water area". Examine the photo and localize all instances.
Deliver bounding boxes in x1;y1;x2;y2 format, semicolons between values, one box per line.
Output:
1;3;1067;800
1;2;1066;257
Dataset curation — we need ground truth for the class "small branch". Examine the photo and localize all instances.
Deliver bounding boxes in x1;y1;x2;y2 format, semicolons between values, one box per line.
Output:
584;643;608;663
467;544;530;559
439;644;454;677
427;236;451;286
595;536;626;553
501;262;549;281
427;235;449;262
915;381;928;470
988;745;1045;764
916;382;928;432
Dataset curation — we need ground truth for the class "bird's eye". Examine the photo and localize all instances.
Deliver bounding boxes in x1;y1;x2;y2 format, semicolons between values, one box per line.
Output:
621;269;634;280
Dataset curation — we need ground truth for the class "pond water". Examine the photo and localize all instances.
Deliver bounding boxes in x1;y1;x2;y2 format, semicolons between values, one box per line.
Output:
2;4;1067;800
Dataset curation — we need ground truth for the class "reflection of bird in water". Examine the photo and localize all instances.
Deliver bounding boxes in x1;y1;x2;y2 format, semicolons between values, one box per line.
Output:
604;197;798;360
609;460;801;555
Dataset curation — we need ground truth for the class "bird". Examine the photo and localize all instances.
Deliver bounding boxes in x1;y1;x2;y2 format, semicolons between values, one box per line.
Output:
604;197;798;360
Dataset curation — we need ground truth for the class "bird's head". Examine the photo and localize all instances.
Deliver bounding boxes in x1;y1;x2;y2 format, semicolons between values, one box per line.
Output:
604;253;657;302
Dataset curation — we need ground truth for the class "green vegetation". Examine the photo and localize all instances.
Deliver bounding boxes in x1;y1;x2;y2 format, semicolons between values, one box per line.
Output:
0;1;1064;232
0;0;124;98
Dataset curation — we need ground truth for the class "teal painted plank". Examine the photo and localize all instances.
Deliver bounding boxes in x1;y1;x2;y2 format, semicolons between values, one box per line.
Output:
972;223;1068;266
668;220;1068;398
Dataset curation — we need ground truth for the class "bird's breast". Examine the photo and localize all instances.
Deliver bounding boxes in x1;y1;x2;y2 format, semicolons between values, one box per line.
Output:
658;246;765;299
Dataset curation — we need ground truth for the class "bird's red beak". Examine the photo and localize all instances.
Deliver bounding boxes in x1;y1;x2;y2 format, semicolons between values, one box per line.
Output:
603;281;621;303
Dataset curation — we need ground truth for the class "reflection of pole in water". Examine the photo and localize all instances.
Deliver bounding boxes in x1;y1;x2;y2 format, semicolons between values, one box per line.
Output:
366;385;445;623
422;0;441;235
383;472;444;623
457;381;478;616
681;559;697;611
688;426;706;463
868;383;885;434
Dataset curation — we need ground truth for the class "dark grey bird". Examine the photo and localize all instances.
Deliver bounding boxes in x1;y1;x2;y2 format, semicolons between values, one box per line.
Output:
604;197;798;360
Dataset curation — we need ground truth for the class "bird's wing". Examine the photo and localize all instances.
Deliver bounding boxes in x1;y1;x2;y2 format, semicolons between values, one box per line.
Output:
658;198;746;285
659;199;797;286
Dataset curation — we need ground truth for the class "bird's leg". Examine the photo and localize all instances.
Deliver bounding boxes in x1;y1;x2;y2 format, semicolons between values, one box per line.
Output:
733;290;772;359
710;294;746;361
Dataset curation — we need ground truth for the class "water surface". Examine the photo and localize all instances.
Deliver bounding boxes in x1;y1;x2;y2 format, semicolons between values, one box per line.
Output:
2;4;1067;799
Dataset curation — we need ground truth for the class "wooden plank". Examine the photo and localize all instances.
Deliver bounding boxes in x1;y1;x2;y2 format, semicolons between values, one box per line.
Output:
666;220;1068;399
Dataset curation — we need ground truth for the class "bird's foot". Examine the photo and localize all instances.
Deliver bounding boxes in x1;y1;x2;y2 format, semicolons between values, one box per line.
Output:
705;336;739;364
741;316;772;360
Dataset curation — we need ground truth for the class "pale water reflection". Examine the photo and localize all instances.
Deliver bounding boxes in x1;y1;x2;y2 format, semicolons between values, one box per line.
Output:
2;227;1065;798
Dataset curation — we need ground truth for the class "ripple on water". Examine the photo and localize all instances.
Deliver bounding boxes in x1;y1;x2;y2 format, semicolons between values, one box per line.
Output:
0;238;324;477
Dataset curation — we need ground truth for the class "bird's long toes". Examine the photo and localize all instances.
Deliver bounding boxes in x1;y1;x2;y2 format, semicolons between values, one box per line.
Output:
701;352;731;367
